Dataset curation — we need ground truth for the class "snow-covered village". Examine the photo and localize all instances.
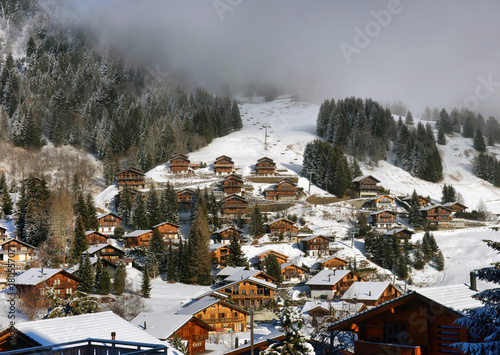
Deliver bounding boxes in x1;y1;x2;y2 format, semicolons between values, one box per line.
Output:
0;1;500;355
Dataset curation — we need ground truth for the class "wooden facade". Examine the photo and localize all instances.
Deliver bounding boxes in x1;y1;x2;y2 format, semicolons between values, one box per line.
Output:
365;195;396;210
255;157;276;176
85;244;125;263
281;263;307;282
264;178;298;201
123;230;153;248
0;239;35;273
171;317;213;355
210;244;231;266
420;205;452;223
116;167;145;190
306;270;362;300
211;227;243;244
219;194;248;216
214;155;234;175
442;202;468;213
170;154;191;174
256;250;289;266
265;218;299;235
370;210;397;228
0;226;6;240
153;221;181;242
176;189;195;210
328;291;472;355
85;231;108;245
353;175;380;198
384;228;415;241
318;256;348;270
221;174;245;196
97;212;123;235
301;235;331;257
211;278;277;309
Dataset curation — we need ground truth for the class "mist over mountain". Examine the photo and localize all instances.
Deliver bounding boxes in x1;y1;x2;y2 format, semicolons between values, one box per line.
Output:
56;0;500;115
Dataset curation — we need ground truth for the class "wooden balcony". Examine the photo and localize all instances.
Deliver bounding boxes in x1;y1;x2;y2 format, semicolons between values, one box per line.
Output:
355;341;422;355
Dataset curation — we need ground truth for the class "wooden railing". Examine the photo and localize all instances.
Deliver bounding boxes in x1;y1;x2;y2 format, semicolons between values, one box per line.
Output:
355;341;421;355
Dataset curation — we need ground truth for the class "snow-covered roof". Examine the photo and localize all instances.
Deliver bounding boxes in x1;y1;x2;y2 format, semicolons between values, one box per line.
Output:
212;226;243;234
217;276;278;291
255;249;288;259
15;268;75;286
209;243;227;252
341;281;391;301
175;296;220;316
305;269;351;286
301;235;330;242
17;311;165;346
216;266;246;278
97;211;122;220
302;300;364;314
352;175;380;183
131;313;193;340
319;255;348;264
66;257;99;274
265;217;295;226
85;243;123;254
420;204;451;212
224;269;261;282
0;238;34;249
152;221;181;228
383;228;415;236
123;229;152;238
369;209;396;216
280;262;305;271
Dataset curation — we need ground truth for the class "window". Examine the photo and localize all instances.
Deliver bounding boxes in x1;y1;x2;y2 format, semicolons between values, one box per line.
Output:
53;279;60;285
384;322;409;344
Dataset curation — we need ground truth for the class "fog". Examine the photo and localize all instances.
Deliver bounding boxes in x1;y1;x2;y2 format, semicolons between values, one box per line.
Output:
58;0;500;115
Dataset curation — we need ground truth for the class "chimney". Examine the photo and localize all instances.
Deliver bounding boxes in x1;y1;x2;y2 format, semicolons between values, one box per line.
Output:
333;269;336;276
111;332;116;340
470;271;477;292
369;291;371;297
144;321;147;330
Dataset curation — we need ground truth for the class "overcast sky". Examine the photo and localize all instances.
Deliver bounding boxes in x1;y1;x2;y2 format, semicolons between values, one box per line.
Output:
59;0;500;115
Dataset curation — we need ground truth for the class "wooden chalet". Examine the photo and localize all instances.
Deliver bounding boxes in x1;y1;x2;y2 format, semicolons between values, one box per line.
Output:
202;276;277;309
305;269;362;300
364;194;396;210
256;249;289;267
0;225;7;241
84;243;125;263
442;201;468;214
301;235;332;258
341;281;402;307
402;194;431;207
211;226;243;244
420;205;452;224
176;188;195;211
210;244;231;266
265;218;299;235
176;296;249;333
264;178;298;201
123;229;153;248
317;255;349;270
384;228;415;241
15;268;80;306
214;155;235;175
170;154;191;174
280;263;307;282
85;231;108;245
369;210;397;229
352;175;381;198
116;167;145;190
152;221;181;242
255;157;276;176
328;283;489;355
219;194;248;217
97;212;123;235
221;174;245;196
133;313;213;355
0;238;35;274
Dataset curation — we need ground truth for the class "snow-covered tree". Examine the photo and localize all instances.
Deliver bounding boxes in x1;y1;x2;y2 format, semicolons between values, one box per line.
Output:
262;299;315;355
45;288;101;318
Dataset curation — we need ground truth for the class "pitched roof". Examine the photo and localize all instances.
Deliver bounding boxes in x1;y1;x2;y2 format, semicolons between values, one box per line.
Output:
319;255;348;265
176;188;195;195
216;155;233;161
265;217;296;226
369;209;397;216
341;281;392;301
209;243;228;252
212;226;243;235
85;230;108;238
224;269;262;282
215;276;278;291
305;269;351;286
97;211;122;220
175;296;249;316
17;311;164;346
257;156;274;163
352;175;380;183
442;201;468;209
301;235;331;242
123;229;152;238
15;268;80;286
280;263;306;271
255;249;289;260
220;194;247;203
383;228;415;236
215;266;246;278
420;204;452;212
152;221;181;229
117;167;145;176
84;243;123;255
0;238;35;249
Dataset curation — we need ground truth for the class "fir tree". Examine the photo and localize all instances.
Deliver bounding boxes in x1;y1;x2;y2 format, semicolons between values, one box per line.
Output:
142;263;152;298
78;253;95;294
160;183;179;224
148;228;166;272
227;233;247;267
248;206;265;236
185;208;212;285
131;194;149;230
170;333;188;355
146;186;162;228
435;250;444;271
264;254;283;286
118;186;134;226
0;173;12;216
166;243;176;282
473;127;486;152
94;257;103;293
114;262;126;295
405;110;414;125
85;193;99;231
72;215;87;262
16;182;28;240
437;125;446;145
413;249;425;270
97;268;111;295
442;184;456;204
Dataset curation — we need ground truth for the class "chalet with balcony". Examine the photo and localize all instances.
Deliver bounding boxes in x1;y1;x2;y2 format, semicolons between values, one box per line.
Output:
369;210;397;229
176;296;249;333
255;249;289;267
97;212;123;235
402;194;432;207
15;268;80;306
219;194;248;216
0;225;7;241
255;157;276;176
420;205;452;224
84;243;125;264
170;154;191;174
0;239;35;273
221;174;245;196
301;235;332;258
341;281;402;307
280;263;307;282
116;167;145;190
264;178;298;201
152;221;181;242
85;231;108;245
123;230;153;248
222;269;277;284
214;155;235;175
316;255;349;270
328;283;490;355
210;244;231;267
364;194;396;211
265;218;299;235
305;269;362;300
352;175;380;198
211;226;243;244
176;188;195;211
133;313;213;355
442;201;468;214
383;228;415;241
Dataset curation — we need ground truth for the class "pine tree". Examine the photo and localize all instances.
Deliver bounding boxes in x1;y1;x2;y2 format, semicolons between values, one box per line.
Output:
78;253;95;294
249;207;265;236
422;232;433;261
0;173;12;216
114;262;126;295
435;250;444;271
16;182;28;240
437;125;446;145
118;186;134;226
97;268;111;295
264;254;283;286
405;110;414;125
142;264;152;298
160;183;179;224
94;257;103;293
85;193;99;231
170;333;188;355
473;127;486;152
72;215;88;262
148;228;166;272
413;249;425;270
146;186;162;228
227;233;247;267
455;240;500;353
186;208;212;285
131;194;149;230
409;202;423;228
166;243;176;282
